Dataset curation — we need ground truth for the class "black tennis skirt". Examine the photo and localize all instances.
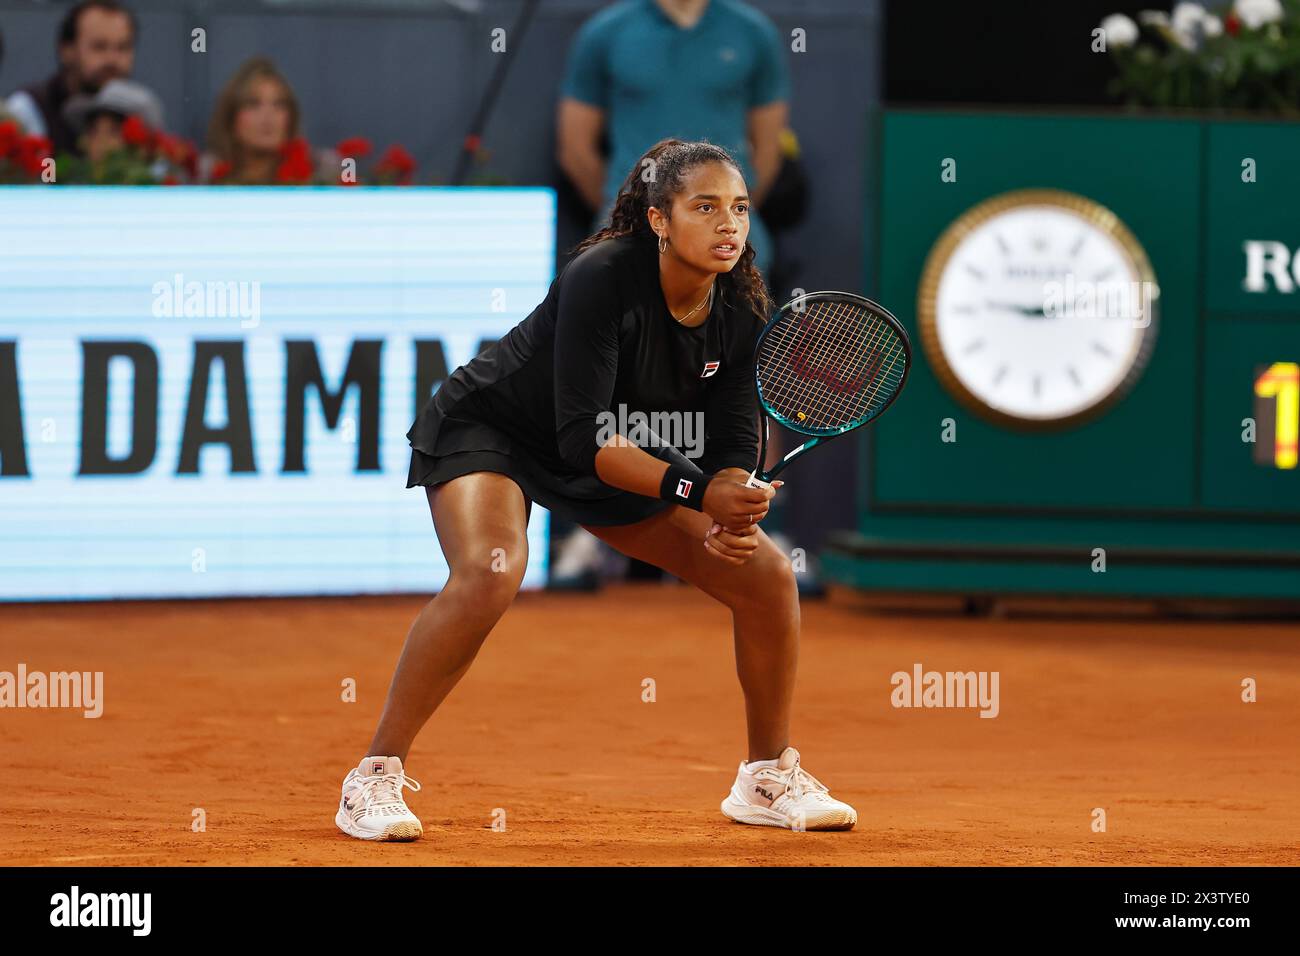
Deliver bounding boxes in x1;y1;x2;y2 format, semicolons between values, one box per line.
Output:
405;399;673;528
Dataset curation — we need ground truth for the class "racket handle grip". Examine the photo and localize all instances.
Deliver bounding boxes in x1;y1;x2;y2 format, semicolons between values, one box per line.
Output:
745;470;773;490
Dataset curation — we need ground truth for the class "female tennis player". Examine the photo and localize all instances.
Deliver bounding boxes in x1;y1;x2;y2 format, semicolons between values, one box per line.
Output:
335;138;857;841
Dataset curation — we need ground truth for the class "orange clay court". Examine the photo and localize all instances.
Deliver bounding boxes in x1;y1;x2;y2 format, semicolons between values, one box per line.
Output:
1;583;1297;867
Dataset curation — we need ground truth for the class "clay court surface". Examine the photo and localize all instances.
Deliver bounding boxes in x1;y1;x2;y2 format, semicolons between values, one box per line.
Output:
1;584;1297;866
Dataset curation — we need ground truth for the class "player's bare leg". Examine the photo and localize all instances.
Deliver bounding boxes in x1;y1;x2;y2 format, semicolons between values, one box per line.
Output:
336;471;529;842
368;472;531;761
584;505;799;762
585;505;857;829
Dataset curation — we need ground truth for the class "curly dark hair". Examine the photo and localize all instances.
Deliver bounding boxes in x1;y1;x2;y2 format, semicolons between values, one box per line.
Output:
569;138;773;324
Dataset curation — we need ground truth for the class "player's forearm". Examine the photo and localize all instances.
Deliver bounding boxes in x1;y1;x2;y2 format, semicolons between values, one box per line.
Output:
593;437;675;498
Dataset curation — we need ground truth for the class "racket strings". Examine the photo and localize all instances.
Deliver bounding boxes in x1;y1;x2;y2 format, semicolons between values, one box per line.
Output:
760;311;870;429
790;303;882;425
759;302;867;424
757;298;907;432
758;302;905;429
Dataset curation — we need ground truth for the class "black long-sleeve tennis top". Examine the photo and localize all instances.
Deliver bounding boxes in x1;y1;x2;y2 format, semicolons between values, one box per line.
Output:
434;233;764;485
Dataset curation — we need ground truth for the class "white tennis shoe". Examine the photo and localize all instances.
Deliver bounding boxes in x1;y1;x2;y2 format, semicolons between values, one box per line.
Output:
721;746;857;831
335;755;424;842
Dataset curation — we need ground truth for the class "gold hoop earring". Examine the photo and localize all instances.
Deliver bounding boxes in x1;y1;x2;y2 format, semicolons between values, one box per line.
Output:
658;233;668;255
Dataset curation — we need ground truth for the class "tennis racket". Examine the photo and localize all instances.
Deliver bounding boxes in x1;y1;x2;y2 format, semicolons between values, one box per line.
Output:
746;291;911;489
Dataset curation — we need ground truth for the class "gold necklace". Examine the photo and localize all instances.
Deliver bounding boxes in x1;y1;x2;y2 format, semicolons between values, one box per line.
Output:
671;283;714;325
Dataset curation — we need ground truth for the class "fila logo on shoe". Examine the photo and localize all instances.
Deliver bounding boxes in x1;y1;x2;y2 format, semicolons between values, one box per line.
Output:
701;361;720;378
755;786;776;802
675;478;693;498
372;761;385;774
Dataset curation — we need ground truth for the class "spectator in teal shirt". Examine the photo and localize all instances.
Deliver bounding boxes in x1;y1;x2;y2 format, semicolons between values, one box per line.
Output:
557;0;790;278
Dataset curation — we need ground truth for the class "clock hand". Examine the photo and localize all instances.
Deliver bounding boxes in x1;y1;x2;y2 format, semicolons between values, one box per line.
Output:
984;299;1050;318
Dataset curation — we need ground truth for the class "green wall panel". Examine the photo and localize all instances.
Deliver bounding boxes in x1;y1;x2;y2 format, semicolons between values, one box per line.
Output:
873;112;1202;510
829;110;1300;600
823;550;1300;600
1206;122;1300;315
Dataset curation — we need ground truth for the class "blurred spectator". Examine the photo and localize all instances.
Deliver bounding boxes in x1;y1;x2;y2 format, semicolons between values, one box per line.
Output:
201;57;336;184
4;1;149;156
62;78;162;166
758;126;811;300
557;0;790;278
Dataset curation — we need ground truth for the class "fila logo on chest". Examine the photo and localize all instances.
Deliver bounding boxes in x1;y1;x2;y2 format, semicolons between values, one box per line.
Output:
700;360;721;378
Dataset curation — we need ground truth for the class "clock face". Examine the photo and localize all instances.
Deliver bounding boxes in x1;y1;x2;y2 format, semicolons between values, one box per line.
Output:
918;189;1158;429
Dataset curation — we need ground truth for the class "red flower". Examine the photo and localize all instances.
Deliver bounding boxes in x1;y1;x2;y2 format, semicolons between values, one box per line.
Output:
335;136;373;158
161;175;181;186
156;132;186;165
17;135;53;176
121;115;154;151
210;160;232;183
147;132;197;181
279;137;311;162
275;137;314;183
0;120;20;157
180;143;198;180
1225;12;1240;35
375;144;416;184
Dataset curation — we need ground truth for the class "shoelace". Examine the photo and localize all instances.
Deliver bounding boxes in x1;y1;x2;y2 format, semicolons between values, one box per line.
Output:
355;771;422;812
757;763;835;804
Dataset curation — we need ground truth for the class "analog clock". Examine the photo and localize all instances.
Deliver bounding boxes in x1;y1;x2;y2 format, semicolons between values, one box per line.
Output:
917;188;1158;429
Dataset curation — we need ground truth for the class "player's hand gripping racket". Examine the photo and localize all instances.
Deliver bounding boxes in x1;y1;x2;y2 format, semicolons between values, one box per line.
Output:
746;291;911;489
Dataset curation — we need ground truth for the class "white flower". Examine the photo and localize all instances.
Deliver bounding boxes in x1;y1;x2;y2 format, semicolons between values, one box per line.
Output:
1170;3;1217;48
1202;14;1224;36
1172;2;1209;34
1101;12;1140;47
1234;0;1284;30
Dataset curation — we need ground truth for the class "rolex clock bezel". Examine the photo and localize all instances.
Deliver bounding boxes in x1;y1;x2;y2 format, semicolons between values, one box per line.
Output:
917;188;1159;432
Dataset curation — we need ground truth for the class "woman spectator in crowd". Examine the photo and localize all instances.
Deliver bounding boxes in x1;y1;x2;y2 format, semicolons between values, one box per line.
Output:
201;56;335;184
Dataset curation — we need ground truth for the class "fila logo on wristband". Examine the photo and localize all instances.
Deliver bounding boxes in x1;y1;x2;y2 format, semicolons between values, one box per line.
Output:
660;464;711;511
701;361;721;378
